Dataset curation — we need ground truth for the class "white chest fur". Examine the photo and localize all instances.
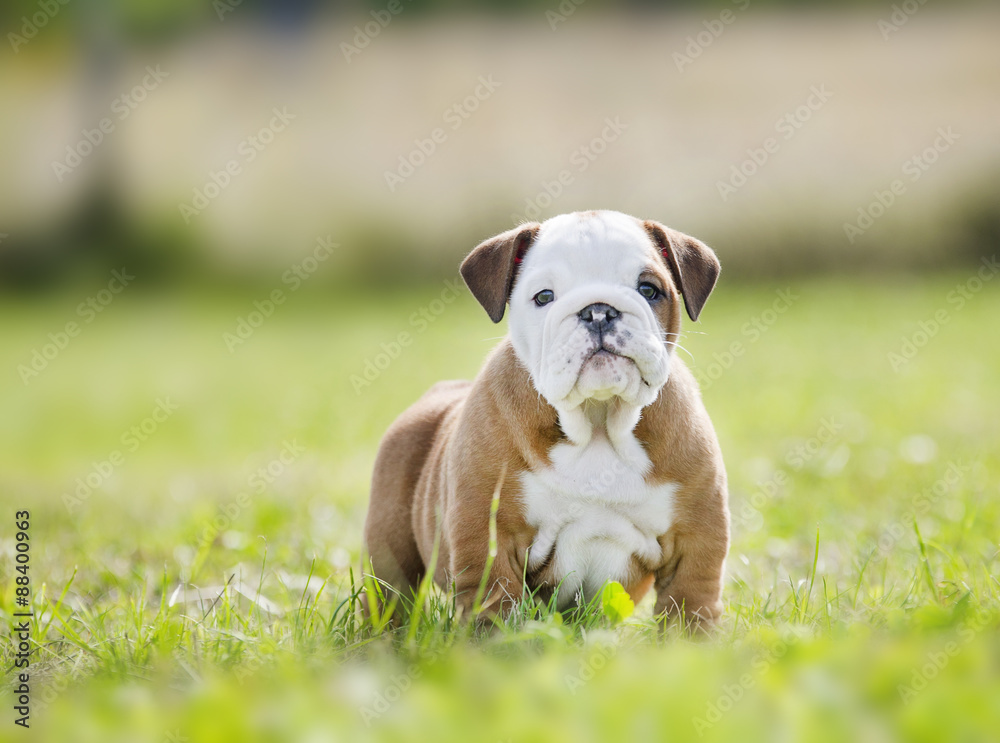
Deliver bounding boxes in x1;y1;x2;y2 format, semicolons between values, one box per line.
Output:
519;433;676;606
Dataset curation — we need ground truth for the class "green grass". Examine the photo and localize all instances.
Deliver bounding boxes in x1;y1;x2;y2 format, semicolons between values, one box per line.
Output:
1;275;999;742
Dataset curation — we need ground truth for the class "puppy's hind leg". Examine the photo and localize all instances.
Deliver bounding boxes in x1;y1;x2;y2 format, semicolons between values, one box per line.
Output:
361;523;424;623
362;380;472;622
363;441;427;622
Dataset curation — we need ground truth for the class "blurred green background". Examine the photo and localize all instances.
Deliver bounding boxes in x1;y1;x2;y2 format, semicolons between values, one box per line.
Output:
1;1;999;741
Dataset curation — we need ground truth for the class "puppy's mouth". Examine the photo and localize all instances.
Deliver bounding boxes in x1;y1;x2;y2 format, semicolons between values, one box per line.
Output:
572;344;639;399
586;344;631;363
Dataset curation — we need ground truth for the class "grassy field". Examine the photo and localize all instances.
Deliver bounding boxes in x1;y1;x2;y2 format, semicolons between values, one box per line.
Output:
1;273;999;742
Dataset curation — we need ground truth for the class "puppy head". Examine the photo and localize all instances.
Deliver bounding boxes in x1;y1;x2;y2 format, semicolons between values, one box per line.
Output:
462;210;719;416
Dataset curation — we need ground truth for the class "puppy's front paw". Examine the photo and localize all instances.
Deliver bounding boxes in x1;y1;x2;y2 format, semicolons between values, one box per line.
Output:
654;593;723;635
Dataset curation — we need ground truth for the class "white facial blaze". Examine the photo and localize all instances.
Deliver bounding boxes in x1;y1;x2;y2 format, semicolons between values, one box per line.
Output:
509;211;673;452
508;210;681;607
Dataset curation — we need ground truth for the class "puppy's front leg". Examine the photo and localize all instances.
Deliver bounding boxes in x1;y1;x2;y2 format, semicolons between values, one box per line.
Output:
449;529;524;622
654;484;729;631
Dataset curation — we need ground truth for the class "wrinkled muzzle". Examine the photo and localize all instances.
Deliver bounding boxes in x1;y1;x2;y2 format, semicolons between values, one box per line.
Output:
532;286;671;411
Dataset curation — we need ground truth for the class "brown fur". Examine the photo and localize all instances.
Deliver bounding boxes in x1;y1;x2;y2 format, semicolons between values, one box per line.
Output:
364;216;729;628
459;223;540;323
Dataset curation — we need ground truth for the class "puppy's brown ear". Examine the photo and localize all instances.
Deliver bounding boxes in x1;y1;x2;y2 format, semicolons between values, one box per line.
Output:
644;221;720;322
460;223;541;323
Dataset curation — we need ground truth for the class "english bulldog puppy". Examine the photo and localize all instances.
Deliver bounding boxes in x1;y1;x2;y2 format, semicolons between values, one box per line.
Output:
364;210;729;627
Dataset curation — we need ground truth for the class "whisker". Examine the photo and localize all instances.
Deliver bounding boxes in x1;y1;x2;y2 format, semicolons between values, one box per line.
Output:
671;343;696;362
661;332;696;361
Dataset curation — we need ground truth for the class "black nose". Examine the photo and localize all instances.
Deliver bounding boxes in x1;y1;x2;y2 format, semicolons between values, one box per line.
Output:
578;303;621;334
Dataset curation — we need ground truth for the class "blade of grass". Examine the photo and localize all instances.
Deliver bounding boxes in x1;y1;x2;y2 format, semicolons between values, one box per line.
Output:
913;518;939;602
471;463;505;620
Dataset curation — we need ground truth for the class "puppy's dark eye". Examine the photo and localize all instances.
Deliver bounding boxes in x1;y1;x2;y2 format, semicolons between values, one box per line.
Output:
638;282;660;301
533;289;555;307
